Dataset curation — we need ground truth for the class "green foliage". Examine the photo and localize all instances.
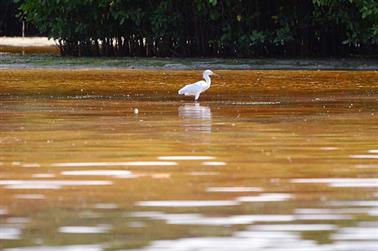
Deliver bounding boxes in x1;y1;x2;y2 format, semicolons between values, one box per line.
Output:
19;0;378;57
313;0;377;45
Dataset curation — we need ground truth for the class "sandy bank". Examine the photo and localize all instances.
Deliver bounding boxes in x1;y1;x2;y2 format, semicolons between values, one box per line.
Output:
0;36;57;47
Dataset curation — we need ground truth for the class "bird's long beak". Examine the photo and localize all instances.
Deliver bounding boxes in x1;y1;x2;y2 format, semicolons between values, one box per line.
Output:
212;73;220;77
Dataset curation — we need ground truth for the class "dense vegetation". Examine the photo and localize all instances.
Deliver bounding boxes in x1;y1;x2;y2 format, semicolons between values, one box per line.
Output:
0;0;39;36
7;0;378;57
0;0;22;36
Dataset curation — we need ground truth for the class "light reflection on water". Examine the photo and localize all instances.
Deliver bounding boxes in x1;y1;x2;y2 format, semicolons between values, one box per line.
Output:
14;194;46;200
61;170;134;178
0;180;113;189
206;186;263;192
130;211;295;225
50;161;177;167
0;226;22;240
158;156;215;160
291;178;378;187
59;225;111;234
178;103;212;133
0;70;377;250
136;200;240;207
4;245;104;251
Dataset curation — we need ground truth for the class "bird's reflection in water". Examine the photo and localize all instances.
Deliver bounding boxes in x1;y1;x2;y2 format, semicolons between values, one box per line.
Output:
178;103;212;134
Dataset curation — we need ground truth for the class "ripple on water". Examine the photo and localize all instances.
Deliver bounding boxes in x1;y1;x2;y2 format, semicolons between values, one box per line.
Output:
136;200;239;207
206;187;263;192
158;156;215;160
237;193;293;202
7;217;31;224
294;214;352;220
320;147;338;151
349;155;378;159
51;161;177;167
202;161;226;166
251;224;337;231
189;171;219;176
230;101;281;105
329;200;378;207
0;225;22;240
130;211;294;226
291;178;378;187
4;244;103;251
94;203;118;209
134;230;355;251
332;225;378;241
355;164;378;169
295;208;374;215
20;163;41;168
0;207;7;215
15;194;45;199
32;173;55;178
0;180;113;189
59;225;111;234
61;170;135;178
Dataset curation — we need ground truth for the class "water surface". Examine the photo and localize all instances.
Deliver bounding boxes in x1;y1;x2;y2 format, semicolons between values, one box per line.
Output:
0;69;377;250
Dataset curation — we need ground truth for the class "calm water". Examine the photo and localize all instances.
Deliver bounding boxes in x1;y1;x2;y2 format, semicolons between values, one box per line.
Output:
0;70;377;251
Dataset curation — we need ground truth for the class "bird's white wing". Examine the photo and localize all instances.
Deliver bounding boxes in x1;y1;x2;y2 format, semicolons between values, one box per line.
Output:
178;81;204;95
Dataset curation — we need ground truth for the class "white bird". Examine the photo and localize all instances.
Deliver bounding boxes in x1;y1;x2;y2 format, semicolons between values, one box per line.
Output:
178;70;216;101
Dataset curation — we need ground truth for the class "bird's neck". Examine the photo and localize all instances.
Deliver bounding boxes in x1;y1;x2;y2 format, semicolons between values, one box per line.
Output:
203;75;211;88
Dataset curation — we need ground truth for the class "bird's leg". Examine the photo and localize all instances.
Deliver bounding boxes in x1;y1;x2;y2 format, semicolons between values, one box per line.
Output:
194;94;200;101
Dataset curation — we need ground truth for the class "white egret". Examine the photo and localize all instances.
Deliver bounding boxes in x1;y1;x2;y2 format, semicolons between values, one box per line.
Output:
178;70;216;101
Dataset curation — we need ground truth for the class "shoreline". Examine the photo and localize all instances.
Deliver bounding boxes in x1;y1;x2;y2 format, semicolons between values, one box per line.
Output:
1;37;378;70
1;56;377;71
0;36;57;47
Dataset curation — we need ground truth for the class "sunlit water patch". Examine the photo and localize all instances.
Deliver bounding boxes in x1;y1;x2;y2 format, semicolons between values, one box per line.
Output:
0;225;22;240
15;194;46;199
135;229;378;251
331;222;378;241
0;207;7;215
237;193;293;202
158;156;215;160
189;171;220;176
6;217;31;224
0;180;112;189
291;178;378;187
295;208;374;215
4;245;103;251
250;224;337;231
328;200;378;207
229;101;281;105
206;187;263;192
21;163;41;168
355;164;378;169
130;211;294;226
349;155;378;159
61;170;135;178
51;161;177;167
136;200;239;207
59;225;111;234
94;203;118;210
32;173;55;178
201;161;226;166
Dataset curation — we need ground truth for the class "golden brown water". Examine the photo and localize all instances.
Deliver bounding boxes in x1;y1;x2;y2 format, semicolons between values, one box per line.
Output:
0;46;59;55
0;69;377;251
